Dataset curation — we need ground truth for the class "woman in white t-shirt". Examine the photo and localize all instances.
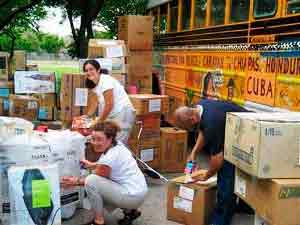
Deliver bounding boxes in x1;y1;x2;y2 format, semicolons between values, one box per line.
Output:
84;59;136;144
61;120;148;225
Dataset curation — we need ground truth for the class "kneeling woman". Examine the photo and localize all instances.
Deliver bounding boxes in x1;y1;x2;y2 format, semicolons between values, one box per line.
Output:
61;121;148;225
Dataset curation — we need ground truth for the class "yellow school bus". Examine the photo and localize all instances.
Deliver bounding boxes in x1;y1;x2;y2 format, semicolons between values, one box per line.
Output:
147;0;300;123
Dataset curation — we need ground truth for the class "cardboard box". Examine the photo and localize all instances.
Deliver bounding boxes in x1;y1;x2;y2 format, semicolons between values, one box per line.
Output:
88;39;127;58
118;16;153;50
25;64;38;71
38;106;57;121
111;73;127;86
235;168;300;225
13;50;26;71
129;138;161;169
0;52;9;80
32;93;56;107
0;97;9;116
129;94;169;116
14;71;56;94
129;113;161;140
0;81;14;97
167;176;217;225
224;112;300;178
60;73;88;122
160;127;188;173
9;95;39;121
127;74;152;90
127;51;152;76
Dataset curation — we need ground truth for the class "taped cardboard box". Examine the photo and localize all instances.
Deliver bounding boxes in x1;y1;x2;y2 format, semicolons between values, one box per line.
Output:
0;52;9;81
32;93;56;108
127;74;152;91
224;112;300;178
38;106;57;121
235;168;300;225
127;51;152;76
118;16;153;50
13;50;26;71
129;113;161;140
14;71;56;94
129;94;169;116
88;39;128;58
60;73;88;123
0;81;14;97
111;73;127;87
9;95;39;121
0;97;9;116
167;176;217;225
160;127;188;173
129;140;161;169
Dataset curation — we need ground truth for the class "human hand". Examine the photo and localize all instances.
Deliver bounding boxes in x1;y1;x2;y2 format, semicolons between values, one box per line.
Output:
61;176;78;188
191;169;209;181
80;159;95;169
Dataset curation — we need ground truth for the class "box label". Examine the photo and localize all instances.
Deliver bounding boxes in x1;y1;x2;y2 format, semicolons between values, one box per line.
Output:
235;174;246;198
38;108;49;119
75;88;88;106
179;186;195;201
140;149;154;162
279;187;300;199
232;145;253;165
106;46;124;58
173;197;193;213
149;99;161;112
28;101;38;109
32;180;51;208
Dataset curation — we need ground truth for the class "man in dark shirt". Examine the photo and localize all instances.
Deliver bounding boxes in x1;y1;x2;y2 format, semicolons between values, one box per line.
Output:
174;99;248;225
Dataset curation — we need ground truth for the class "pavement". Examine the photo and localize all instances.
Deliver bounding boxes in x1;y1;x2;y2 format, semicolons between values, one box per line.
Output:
63;173;254;225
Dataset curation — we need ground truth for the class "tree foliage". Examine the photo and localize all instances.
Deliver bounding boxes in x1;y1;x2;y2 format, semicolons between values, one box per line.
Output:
97;0;148;37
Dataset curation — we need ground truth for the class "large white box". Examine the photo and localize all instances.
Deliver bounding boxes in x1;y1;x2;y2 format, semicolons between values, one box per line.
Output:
38;130;86;219
8;164;61;225
225;112;300;178
14;71;55;94
0;134;53;221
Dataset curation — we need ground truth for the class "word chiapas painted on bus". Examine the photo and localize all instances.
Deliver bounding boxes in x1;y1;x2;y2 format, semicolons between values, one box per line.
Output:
161;52;300;110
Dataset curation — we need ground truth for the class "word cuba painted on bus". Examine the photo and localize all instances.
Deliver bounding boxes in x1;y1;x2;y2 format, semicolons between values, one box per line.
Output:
162;52;300;105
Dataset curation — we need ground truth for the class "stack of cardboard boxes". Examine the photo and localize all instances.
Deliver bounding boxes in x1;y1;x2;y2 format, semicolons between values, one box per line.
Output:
118;16;153;94
60;73;88;126
86;39;127;86
224;112;300;225
128;94;169;169
11;71;56;121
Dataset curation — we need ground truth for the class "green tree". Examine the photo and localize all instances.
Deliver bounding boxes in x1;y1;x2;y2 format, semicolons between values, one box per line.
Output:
0;4;46;59
39;33;65;54
0;0;43;31
44;0;105;58
97;0;148;36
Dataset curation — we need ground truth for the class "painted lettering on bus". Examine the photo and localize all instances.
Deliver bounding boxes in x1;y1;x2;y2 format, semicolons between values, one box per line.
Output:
266;57;300;75
203;56;224;68
247;76;273;98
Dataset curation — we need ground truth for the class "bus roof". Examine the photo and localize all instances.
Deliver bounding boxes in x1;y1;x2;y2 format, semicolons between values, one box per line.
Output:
147;0;172;9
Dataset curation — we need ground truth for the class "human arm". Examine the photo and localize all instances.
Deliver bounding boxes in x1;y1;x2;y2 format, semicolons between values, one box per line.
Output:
86;91;99;117
186;131;205;162
191;152;224;181
98;89;114;121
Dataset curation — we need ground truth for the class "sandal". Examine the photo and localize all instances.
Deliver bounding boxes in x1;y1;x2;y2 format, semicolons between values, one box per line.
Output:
118;209;141;225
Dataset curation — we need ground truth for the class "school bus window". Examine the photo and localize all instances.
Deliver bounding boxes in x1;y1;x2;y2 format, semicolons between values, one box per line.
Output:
160;5;168;33
170;0;178;32
287;0;300;14
254;0;277;18
194;0;207;28
153;8;159;33
230;0;250;22
182;0;192;30
211;0;225;25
